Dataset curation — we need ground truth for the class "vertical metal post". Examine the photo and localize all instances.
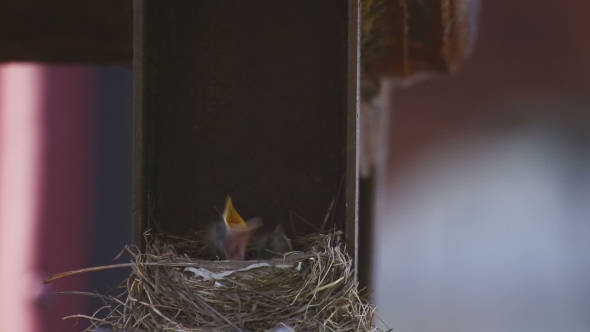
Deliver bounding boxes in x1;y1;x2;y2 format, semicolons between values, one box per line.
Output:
347;0;361;279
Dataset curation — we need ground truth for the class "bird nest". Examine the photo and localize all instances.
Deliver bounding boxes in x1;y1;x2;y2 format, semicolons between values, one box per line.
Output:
45;231;380;332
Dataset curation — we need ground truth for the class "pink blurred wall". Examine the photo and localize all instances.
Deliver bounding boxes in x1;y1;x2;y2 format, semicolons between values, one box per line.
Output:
0;64;45;332
0;64;94;332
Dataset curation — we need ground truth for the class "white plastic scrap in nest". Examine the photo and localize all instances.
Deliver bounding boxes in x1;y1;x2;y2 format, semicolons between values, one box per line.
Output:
184;261;302;282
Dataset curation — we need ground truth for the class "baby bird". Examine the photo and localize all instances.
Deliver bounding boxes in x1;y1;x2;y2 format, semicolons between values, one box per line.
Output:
212;196;262;261
252;224;293;260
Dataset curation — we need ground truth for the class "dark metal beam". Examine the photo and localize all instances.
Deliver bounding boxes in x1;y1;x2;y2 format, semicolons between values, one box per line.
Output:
133;1;360;268
0;0;132;64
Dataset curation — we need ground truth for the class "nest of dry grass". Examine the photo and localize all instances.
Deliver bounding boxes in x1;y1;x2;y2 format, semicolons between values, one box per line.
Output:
47;231;380;332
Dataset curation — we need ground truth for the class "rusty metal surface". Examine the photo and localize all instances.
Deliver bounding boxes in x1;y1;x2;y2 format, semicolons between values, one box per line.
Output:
134;1;357;254
0;0;132;64
362;0;480;82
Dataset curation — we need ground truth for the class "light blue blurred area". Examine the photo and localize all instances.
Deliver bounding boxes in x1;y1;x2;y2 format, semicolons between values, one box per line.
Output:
374;102;590;332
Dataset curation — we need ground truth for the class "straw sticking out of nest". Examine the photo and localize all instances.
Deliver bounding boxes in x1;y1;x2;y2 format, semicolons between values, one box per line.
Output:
48;231;381;332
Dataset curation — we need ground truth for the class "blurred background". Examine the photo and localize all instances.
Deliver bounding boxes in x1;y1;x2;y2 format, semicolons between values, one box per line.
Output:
0;66;133;331
373;0;590;331
1;0;589;331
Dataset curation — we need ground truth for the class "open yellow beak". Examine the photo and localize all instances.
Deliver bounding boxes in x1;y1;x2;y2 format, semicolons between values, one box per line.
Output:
223;196;247;230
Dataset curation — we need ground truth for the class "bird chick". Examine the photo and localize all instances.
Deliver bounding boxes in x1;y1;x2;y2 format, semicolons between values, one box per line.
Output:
212;196;262;261
252;224;292;260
